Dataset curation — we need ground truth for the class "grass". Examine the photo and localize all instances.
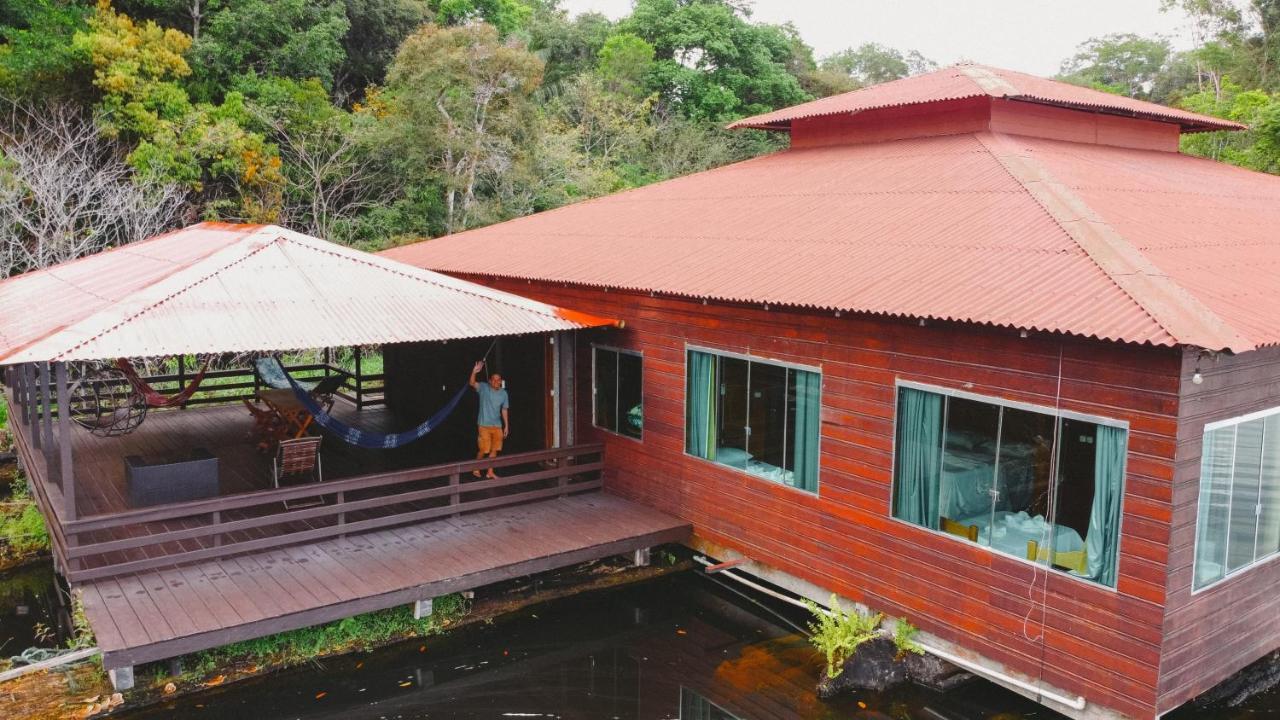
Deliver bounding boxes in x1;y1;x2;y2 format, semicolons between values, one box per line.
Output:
0;392;8;431
182;592;468;679
0;471;49;558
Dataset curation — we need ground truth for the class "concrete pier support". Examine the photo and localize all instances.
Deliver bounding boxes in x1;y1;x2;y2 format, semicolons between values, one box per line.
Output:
109;666;134;691
413;598;433;620
633;547;651;567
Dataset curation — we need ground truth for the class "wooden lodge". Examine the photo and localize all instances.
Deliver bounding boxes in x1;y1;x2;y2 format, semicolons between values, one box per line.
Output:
0;225;688;690
385;65;1280;719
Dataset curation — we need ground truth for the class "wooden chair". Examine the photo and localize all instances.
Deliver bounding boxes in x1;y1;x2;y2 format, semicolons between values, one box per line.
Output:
273;436;324;509
940;515;979;542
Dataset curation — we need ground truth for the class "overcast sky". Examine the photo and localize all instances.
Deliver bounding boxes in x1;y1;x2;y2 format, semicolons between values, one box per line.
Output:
557;0;1194;77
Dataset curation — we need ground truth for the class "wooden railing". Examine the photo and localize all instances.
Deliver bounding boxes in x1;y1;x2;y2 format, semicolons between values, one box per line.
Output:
59;444;603;583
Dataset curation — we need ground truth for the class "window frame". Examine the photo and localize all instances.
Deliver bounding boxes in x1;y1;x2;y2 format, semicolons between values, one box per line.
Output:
889;379;1130;591
591;343;644;442
1192;405;1280;594
682;343;823;496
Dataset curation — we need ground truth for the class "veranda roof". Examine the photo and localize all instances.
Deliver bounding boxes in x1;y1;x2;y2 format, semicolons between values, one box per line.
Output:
0;223;616;363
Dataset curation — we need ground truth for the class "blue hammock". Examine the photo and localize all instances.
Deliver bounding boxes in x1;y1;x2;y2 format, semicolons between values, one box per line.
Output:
275;359;469;449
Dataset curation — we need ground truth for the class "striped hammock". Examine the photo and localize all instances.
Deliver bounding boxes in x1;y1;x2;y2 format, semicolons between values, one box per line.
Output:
273;359;468;449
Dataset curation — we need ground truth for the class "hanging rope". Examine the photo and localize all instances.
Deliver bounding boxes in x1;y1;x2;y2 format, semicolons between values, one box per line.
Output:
273;358;469;449
115;358;211;409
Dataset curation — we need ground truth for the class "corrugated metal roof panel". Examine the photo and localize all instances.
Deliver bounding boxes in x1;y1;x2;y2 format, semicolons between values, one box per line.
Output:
384;132;1206;349
0;224;615;363
727;64;1244;132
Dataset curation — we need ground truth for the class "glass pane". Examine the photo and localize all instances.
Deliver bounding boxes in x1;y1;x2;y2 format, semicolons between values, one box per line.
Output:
617;353;643;439
1260;415;1280;559
939;397;999;546
716;356;750;470
745;361;788;482
1050;419;1098;575
1195;426;1235;588
786;368;822;492
594;349;617;432
1228;418;1264;572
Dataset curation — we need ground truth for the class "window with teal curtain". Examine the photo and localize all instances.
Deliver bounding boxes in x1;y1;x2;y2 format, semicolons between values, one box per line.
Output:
685;350;820;493
791;369;821;492
892;387;944;529
1086;423;1126;586
892;384;1128;587
685;350;717;460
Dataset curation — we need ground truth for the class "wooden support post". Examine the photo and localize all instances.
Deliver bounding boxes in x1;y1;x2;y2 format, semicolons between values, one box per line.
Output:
108;666;135;692
211;511;221;547
24;363;38;446
57;363;76;521
557;332;576;447
30;363;44;452
18;362;30;425
633;547;651;568
354;346;363;409
449;473;460;518
41;361;53;459
413;597;433;620
336;491;345;537
176;355;186;408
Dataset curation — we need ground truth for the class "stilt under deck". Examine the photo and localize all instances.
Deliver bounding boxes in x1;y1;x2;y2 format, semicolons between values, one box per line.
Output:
82;492;689;672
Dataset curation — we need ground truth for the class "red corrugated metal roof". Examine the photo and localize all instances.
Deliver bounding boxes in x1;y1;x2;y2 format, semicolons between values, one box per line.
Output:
383;127;1280;353
0;223;615;363
727;64;1244;133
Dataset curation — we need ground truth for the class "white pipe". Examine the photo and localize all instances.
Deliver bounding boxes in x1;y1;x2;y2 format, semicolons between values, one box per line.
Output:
0;647;100;684
693;556;1087;712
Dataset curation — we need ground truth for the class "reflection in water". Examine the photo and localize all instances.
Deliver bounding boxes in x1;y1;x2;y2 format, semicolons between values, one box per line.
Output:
117;573;1069;720
0;563;71;656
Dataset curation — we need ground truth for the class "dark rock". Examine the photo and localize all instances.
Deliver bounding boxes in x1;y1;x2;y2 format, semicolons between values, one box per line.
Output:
1191;649;1280;709
902;649;974;691
816;637;907;698
815;636;971;700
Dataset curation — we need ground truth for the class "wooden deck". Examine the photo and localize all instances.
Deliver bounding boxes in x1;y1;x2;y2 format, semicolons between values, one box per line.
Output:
83;492;688;671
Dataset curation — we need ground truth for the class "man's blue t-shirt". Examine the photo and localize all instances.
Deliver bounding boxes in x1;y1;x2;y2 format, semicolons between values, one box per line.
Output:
476;383;509;428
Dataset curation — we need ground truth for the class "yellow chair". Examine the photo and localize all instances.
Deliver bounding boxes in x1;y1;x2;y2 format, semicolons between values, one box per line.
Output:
1026;540;1088;574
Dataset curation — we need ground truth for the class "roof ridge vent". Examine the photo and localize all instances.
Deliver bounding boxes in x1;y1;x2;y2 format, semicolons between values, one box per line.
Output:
957;64;1018;97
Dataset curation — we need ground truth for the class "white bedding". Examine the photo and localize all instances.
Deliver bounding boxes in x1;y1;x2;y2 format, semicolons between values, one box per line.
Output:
960;510;1085;557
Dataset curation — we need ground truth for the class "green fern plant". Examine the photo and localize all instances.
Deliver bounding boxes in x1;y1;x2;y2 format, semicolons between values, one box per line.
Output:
804;594;882;679
892;618;925;658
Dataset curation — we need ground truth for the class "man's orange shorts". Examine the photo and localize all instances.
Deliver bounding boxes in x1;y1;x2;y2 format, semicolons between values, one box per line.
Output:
477;425;504;454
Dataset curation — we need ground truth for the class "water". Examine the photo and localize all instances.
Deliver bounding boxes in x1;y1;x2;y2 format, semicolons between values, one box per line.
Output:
0;562;72;660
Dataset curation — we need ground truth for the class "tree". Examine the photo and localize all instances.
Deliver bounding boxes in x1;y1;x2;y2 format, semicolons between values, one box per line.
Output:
383;23;543;233
622;0;811;120
0;0;92;99
597;33;655;97
526;8;613;88
428;0;532;35
336;0;432;100
819;43;936;87
0;100;184;277
189;0;351;100
1059;33;1173;99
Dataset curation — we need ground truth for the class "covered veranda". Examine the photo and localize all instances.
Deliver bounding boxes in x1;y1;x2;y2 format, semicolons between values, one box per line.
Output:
0;223;689;687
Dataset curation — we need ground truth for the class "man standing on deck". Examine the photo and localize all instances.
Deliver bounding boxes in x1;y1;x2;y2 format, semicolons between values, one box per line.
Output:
470;360;509;478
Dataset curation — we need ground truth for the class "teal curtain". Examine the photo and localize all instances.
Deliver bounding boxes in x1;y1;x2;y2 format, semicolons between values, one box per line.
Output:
791;369;821;492
1086;424;1127;586
893;387;944;529
686;351;718;460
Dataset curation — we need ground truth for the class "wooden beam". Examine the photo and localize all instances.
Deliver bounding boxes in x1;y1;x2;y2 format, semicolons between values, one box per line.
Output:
57;362;76;521
26;363;40;450
41;361;53;460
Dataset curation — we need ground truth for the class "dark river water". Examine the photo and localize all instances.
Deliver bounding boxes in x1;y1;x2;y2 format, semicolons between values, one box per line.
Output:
1;566;1275;719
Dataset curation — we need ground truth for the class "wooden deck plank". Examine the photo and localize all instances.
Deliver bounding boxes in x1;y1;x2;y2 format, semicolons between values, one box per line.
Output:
76;584;125;652
87;492;690;669
113;574;177;644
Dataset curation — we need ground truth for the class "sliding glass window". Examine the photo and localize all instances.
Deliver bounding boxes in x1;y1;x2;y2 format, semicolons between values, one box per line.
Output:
891;384;1127;587
685;349;820;493
1193;409;1280;590
593;346;642;439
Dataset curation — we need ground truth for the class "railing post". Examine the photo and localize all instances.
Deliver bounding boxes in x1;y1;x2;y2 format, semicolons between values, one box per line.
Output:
336;491;346;537
17;362;30;426
27;363;41;451
558;449;571;498
449;472;460;518
211;510;221;547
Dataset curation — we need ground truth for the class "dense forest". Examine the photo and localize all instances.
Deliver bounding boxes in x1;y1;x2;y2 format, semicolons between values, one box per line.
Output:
0;0;1277;278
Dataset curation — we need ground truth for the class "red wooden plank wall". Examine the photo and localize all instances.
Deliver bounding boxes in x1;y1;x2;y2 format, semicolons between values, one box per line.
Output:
1157;345;1280;713
474;278;1182;719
